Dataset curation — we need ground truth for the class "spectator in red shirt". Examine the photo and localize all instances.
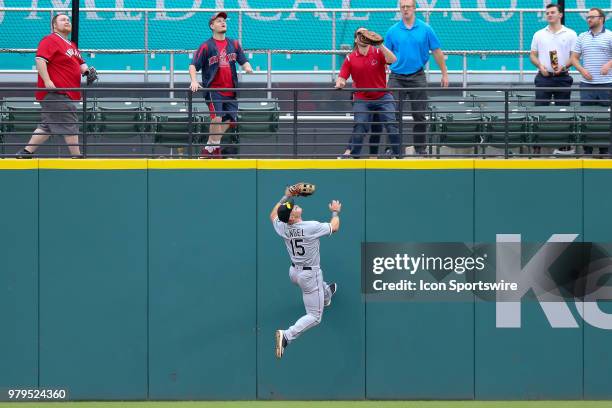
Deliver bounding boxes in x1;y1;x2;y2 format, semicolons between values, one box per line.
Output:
335;28;399;158
189;12;253;158
17;13;93;158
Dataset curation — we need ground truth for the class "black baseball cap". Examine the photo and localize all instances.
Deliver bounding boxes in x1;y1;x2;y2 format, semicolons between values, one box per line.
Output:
277;199;295;223
209;11;227;25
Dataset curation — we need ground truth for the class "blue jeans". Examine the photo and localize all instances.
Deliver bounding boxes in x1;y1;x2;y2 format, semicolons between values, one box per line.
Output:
579;82;612;107
348;93;401;157
579;82;611;154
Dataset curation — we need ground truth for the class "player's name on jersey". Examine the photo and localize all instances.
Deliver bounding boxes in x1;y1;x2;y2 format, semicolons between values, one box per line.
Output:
287;228;305;238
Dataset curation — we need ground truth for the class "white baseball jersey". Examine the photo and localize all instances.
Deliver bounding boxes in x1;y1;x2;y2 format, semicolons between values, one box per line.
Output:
273;218;332;267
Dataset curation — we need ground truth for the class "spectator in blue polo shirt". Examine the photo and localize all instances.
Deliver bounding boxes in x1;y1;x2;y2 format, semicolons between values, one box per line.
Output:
571;7;612;155
384;0;449;155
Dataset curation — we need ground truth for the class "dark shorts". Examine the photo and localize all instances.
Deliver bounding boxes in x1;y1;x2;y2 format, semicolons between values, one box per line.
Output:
205;91;238;122
38;93;79;136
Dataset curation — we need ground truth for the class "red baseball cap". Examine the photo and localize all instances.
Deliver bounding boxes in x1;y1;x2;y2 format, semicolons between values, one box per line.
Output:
209;11;227;25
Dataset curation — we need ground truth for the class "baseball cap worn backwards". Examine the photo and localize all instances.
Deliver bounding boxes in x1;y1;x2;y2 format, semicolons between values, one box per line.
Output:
277;199;295;223
209;11;227;25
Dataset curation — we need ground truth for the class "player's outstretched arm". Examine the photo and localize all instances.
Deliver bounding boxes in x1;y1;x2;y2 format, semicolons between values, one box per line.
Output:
270;187;292;222
329;200;341;233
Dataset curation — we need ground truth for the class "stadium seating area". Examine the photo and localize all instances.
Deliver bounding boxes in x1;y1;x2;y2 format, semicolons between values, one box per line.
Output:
0;96;280;157
0;91;610;158
429;90;611;155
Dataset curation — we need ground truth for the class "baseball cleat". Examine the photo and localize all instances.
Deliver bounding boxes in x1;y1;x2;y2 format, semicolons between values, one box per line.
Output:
325;282;337;307
275;330;287;359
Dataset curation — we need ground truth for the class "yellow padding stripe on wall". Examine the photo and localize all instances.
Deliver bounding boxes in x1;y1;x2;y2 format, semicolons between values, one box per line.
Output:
474;159;584;170
257;159;365;169
38;159;147;170
366;159;474;170
148;159;257;169
2;158;612;170
583;159;612;169
0;159;39;170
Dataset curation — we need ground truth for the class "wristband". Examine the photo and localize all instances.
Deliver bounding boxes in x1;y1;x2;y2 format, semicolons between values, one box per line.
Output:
279;195;289;204
332;211;339;217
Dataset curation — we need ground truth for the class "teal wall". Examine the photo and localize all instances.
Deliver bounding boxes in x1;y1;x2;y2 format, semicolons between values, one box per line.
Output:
474;169;583;400
1;159;611;401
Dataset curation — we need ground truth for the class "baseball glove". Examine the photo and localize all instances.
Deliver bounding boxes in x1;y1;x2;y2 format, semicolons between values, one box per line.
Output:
288;182;316;197
83;66;98;85
358;30;384;46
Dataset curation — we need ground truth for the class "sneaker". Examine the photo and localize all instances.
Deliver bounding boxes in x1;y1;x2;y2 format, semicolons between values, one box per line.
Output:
553;147;575;155
337;154;353;159
199;146;222;159
199;147;212;159
275;330;287;359
383;148;398;159
325;282;337;307
16;148;33;159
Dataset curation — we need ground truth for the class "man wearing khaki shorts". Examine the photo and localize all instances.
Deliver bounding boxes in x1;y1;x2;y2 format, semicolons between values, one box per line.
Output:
17;14;92;158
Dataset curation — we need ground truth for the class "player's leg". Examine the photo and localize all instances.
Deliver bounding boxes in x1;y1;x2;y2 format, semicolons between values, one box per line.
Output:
283;268;325;343
321;269;337;307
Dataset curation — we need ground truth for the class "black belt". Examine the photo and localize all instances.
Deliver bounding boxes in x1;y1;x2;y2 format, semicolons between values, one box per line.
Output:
393;68;424;77
292;263;312;270
542;71;569;77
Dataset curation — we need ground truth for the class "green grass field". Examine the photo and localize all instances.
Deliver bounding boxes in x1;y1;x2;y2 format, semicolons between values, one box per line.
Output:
1;402;611;408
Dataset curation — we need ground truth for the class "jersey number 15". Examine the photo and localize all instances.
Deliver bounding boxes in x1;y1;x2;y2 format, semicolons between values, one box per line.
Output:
291;239;305;256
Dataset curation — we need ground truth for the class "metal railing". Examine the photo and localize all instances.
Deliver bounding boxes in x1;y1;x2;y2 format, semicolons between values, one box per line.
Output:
0;86;610;159
0;7;605;83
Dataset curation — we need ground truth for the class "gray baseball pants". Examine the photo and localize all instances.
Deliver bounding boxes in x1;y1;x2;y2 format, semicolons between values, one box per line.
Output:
284;265;332;343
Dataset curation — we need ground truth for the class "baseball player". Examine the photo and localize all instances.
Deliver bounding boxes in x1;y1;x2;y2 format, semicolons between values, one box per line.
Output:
269;186;341;359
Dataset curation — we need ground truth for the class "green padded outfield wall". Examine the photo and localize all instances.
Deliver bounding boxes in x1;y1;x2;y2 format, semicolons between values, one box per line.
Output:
147;161;257;400
0;161;38;396
583;163;612;400
256;162;365;400
473;161;583;400
1;159;612;401
365;161;475;399
38;160;148;400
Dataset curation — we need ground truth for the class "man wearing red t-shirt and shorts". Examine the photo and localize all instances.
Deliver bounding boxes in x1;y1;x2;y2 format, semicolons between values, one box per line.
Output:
189;12;253;157
335;27;399;158
17;14;92;158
